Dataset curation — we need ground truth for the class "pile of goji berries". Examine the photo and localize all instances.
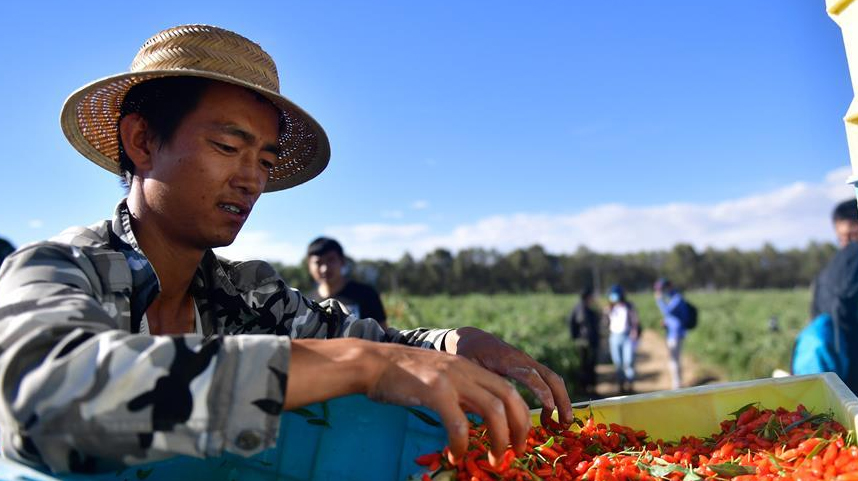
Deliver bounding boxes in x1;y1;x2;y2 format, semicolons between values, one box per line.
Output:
414;404;858;480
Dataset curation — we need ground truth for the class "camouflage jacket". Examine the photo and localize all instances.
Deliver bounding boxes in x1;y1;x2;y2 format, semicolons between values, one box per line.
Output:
0;200;449;473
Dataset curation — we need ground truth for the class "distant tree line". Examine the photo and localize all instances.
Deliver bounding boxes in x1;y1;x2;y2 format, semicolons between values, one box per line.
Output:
274;242;838;296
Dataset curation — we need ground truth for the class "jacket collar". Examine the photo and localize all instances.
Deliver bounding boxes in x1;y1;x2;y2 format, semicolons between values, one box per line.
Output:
108;198;247;335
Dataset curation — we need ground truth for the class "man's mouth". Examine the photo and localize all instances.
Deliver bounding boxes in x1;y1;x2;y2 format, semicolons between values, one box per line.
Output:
218;203;248;216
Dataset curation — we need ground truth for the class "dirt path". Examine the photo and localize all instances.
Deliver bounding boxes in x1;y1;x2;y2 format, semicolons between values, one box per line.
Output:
589;329;724;399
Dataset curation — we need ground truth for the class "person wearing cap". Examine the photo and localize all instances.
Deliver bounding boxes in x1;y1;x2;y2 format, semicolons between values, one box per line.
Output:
604;285;640;394
653;278;688;390
0;25;572;473
306;237;387;329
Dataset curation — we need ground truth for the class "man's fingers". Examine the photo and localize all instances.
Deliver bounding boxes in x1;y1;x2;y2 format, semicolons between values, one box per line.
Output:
502;360;573;429
429;389;471;461
468;365;531;455
450;327;572;432
460;388;510;464
535;364;573;425
504;363;554;408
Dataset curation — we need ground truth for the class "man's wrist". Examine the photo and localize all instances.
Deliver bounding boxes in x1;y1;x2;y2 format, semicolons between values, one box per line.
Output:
285;339;380;409
346;340;384;395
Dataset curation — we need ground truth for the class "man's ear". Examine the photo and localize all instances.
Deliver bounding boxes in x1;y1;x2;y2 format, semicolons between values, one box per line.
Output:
118;113;155;172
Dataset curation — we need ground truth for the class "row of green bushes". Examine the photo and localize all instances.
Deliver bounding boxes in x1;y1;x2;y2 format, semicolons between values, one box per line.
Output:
383;289;813;405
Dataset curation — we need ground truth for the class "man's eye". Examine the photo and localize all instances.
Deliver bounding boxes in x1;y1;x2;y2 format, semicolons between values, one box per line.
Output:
260;159;275;170
213;141;237;153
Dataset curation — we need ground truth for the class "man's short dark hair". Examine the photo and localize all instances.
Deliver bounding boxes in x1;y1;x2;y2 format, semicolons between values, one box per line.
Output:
579;286;594;301
307;237;344;259
117;77;213;188
833;198;858;223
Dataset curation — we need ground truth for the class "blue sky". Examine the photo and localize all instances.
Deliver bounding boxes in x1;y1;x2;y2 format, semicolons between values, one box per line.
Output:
1;1;855;264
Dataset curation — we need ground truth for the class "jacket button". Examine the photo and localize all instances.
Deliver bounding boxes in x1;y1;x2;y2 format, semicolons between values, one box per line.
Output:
235;430;261;450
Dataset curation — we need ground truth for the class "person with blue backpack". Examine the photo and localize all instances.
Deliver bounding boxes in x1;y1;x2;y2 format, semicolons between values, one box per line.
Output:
654;278;689;389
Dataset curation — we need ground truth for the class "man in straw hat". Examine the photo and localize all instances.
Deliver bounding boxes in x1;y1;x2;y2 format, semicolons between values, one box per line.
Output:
0;25;572;473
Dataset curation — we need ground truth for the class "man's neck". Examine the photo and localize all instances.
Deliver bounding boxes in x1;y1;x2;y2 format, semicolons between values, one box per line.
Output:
318;277;347;299
127;196;203;303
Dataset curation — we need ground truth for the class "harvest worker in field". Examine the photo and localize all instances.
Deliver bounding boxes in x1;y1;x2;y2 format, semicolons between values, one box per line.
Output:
792;241;858;392
810;199;858;318
0;25;572;474
653;278;688;389
605;285;640;394
567;286;600;395
793;199;858;390
306;236;388;329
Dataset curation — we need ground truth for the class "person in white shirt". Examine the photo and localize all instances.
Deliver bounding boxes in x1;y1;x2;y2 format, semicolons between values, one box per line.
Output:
605;285;641;394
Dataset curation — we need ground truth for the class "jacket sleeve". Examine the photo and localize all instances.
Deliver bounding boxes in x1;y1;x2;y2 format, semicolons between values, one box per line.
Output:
236;262;451;349
567;306;581;339
791;315;839;376
0;243;291;473
628;306;641;339
656;294;684;319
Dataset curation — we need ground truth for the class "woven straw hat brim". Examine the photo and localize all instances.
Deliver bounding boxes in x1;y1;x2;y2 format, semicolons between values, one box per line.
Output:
60;69;330;192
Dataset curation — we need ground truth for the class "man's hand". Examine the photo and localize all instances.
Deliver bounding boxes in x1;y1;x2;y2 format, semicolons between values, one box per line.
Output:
443;327;574;431
286;338;531;466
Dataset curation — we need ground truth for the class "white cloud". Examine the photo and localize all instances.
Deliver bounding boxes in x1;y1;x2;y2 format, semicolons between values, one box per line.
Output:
325;167;856;260
214;231;304;265
411;200;429;210
28;219;43;229
215;167;857;264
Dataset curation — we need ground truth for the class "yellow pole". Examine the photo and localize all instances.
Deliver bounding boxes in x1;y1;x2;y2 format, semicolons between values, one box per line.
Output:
829;0;858;195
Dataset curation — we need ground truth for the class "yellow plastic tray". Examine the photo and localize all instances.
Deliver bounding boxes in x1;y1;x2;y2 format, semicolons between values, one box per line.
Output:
562;373;858;440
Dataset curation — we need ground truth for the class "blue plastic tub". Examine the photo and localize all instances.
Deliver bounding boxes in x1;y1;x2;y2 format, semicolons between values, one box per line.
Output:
0;395;449;481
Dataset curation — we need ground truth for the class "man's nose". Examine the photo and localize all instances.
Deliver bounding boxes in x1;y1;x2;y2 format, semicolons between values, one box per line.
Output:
232;154;266;195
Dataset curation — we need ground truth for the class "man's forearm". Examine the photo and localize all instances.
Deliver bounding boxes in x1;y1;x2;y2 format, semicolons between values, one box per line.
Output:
283;338;377;409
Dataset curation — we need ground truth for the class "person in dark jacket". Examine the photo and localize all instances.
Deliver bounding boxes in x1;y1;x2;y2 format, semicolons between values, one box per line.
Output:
793;242;858;392
567;287;600;395
810;199;858;317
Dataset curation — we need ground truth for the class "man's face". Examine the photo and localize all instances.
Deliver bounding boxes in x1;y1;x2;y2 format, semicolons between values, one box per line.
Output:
307;251;345;285
835;219;858;248
138;82;280;249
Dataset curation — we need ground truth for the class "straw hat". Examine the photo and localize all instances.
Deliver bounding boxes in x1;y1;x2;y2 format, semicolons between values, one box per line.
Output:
60;24;330;192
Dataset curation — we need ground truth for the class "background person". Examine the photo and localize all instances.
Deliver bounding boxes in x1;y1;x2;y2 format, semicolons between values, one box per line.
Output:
792;241;858;391
604;285;640;394
792;199;858;390
654;278;688;390
811;199;858;317
567;286;600;396
306;237;387;329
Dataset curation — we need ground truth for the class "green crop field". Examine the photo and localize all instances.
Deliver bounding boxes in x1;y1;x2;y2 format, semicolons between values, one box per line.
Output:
383;289;812;404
